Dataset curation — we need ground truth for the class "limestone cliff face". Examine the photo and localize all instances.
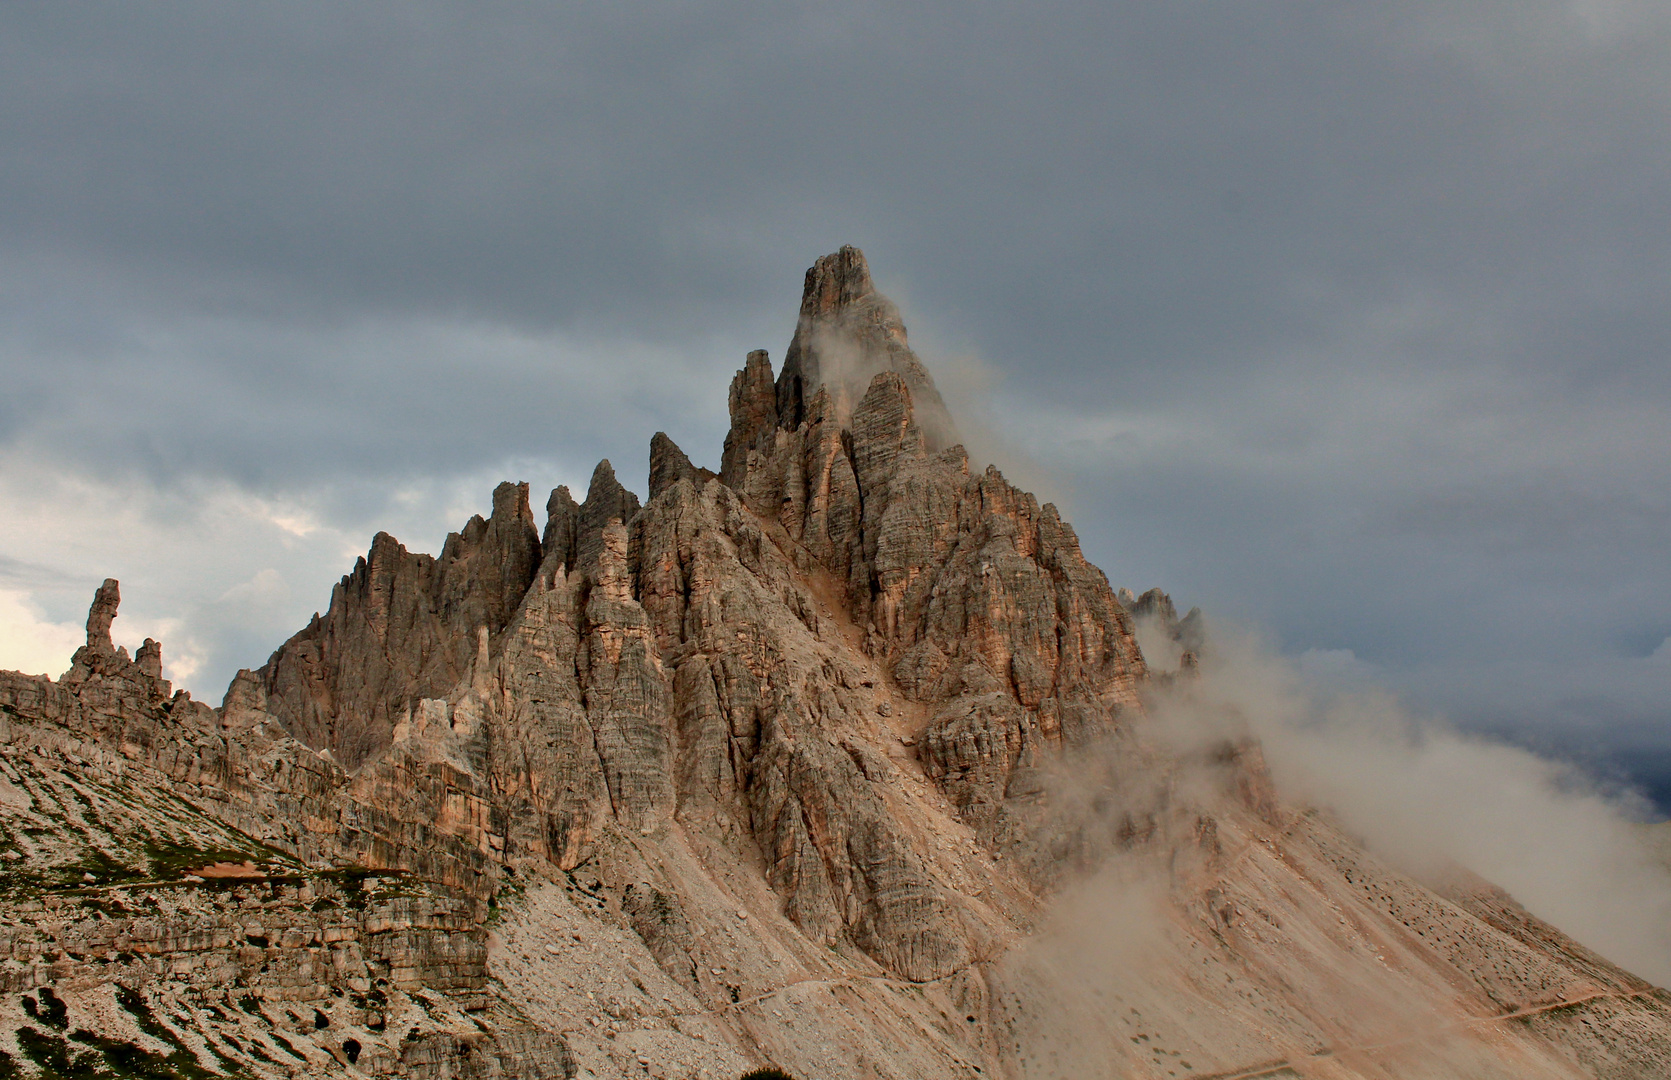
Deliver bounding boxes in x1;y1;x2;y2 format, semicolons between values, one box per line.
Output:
724;333;1149;858
246;248;1150;989
258;480;540;768
3;249;1670;1080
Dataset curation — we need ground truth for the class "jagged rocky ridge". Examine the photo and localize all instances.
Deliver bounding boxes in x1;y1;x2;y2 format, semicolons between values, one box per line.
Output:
2;247;1670;1079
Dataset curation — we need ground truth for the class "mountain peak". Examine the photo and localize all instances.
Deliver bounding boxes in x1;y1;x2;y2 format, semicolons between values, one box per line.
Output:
798;244;876;317
774;246;955;446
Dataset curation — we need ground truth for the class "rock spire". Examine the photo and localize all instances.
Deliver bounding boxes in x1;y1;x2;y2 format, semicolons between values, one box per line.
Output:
774;245;957;448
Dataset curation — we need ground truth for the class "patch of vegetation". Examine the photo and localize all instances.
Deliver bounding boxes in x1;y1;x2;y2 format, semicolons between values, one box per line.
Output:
0;870;56;902
36;987;70;1029
0;845;155;900
317;868;371;909
139;840;256;882
17;1024;104;1078
77;847;145;884
79;844;150;887
66;1026;230;1080
484;875;526;927
112;986;221;1079
148;806;298;872
315;866;421;910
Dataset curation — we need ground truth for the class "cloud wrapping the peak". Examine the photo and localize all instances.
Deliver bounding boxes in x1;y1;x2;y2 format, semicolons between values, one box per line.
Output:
1156;623;1671;985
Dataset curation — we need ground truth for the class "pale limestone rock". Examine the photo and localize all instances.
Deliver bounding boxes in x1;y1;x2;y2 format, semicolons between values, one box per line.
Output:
541;483;581;577
85;577;120;652
720;349;778;489
575;459;641;571
257;481;539;768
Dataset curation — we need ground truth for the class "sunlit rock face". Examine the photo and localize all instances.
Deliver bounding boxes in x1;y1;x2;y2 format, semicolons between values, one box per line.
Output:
1;249;1668;1080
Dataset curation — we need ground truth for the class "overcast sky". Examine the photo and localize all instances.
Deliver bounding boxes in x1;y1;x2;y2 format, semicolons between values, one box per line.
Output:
1;2;1667;805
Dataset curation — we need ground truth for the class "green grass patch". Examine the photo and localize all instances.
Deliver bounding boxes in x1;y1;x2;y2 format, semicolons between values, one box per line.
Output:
17;1025;104;1078
139;840;255;881
69;1027;233;1080
316;867;420;909
113;987;222;1079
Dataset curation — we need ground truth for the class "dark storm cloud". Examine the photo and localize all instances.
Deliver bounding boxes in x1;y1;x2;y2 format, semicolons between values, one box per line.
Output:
8;4;1671;388
7;3;1661;363
0;2;1667;794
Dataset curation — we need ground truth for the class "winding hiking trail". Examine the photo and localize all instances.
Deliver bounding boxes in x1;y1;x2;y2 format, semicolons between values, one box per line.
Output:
1195;988;1664;1079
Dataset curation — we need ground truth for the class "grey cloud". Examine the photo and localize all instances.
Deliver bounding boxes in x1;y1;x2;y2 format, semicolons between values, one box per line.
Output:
0;556;80;591
0;3;1668;802
4;3;1666;363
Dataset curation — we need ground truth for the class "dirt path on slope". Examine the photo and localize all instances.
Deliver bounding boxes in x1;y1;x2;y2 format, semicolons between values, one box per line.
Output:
1193;988;1663;1080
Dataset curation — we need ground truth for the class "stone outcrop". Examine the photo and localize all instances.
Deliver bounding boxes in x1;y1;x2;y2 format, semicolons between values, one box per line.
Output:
0;596;545;1077
648;432;715;500
4;247;1670;1080
1125;584;1205;655
774;245;954;449
258;481;540;768
60;578;177;706
571;460;642;572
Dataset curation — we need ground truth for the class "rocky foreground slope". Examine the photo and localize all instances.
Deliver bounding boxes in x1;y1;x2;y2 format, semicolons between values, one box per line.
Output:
3;248;1670;1079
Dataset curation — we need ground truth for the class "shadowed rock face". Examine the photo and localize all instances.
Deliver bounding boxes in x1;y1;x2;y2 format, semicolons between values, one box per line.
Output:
649;430;716;500
3;249;1670;1080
